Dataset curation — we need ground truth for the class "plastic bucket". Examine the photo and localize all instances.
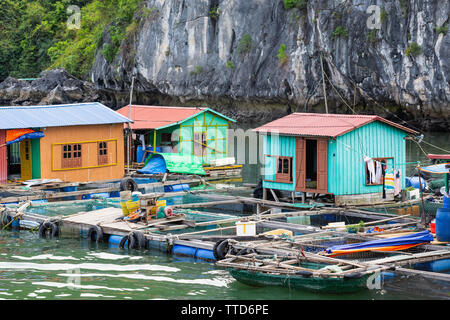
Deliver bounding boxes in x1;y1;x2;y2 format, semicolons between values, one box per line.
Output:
236;221;257;236
430;219;436;234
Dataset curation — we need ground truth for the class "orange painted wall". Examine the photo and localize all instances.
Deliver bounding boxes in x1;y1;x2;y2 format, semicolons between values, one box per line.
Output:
39;124;125;182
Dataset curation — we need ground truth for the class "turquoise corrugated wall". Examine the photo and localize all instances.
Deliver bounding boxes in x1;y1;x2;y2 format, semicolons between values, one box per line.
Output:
328;121;408;196
262;134;296;191
179;111;229;163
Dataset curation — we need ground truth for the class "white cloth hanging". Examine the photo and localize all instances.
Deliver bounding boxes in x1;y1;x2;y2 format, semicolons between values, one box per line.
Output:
139;135;146;149
375;160;382;184
364;156;376;184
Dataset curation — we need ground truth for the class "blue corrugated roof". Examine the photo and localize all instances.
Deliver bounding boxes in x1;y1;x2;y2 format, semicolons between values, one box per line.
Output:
0;103;132;129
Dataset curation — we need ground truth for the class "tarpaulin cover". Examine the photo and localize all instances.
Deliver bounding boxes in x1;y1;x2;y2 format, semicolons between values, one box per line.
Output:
323;230;434;257
6;129;44;145
419;163;450;174
137;153;206;176
137;154;167;174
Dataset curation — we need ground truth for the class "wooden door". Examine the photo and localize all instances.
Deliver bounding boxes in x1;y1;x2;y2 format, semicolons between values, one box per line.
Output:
194;132;207;158
295;137;306;190
20;139;32;181
316;139;328;193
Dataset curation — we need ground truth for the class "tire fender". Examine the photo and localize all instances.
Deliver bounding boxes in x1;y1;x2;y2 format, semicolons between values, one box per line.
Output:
38;221;59;238
120;177;138;192
87;226;103;242
215;239;231;261
129;231;146;249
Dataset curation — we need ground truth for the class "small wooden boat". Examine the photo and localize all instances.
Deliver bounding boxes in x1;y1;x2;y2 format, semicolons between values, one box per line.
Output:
216;253;383;293
228;268;370;293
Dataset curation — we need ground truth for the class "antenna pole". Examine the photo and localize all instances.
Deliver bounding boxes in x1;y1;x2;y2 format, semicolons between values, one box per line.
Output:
127;76;135;175
320;52;329;114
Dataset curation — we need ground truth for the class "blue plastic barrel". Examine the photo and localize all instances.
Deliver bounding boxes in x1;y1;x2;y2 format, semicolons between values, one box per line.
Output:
136;146;163;163
172;244;197;257
436;195;450;242
164;184;190;193
415;259;450;273
108;235;127;247
405;176;427;190
196;249;215;261
11;218;21;228
61;186;78;200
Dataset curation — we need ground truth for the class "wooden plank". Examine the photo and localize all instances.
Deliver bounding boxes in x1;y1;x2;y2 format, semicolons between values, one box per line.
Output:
367;250;450;266
0;187;119;203
170;199;243;209
395;267;450;282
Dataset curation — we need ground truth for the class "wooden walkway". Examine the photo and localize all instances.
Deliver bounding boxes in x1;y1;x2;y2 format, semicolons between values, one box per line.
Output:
61;208;188;236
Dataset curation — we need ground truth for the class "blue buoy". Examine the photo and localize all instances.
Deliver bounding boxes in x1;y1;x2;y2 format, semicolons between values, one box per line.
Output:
436;195;450;242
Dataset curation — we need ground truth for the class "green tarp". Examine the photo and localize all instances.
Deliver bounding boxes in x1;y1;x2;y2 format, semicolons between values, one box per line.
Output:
143;153;206;176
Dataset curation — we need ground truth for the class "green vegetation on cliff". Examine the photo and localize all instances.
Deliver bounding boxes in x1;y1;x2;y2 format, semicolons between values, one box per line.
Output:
0;0;143;81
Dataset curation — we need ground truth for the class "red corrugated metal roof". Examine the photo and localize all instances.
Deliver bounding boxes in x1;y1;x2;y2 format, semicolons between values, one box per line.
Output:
116;105;206;130
253;113;419;137
427;154;450;160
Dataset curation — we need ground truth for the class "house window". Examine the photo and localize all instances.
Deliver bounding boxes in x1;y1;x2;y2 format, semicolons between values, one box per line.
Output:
365;157;393;186
62;144;82;169
161;133;172;146
98;141;109;165
276;156;293;183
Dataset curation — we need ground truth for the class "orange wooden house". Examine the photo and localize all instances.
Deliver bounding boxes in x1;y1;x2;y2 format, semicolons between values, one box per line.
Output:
0;103;132;184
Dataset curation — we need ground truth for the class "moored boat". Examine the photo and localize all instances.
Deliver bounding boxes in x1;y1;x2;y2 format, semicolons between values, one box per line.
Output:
228;266;370;294
216;253;381;294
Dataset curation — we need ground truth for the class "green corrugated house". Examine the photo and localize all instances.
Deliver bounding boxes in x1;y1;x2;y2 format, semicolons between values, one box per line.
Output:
253;113;419;205
117;105;236;165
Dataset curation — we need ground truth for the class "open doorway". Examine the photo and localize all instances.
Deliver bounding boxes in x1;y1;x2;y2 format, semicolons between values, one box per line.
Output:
296;137;328;194
7;140;33;181
305;139;317;189
7;143;21;180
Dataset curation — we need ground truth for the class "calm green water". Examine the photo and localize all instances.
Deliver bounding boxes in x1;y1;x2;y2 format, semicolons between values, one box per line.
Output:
0;131;449;300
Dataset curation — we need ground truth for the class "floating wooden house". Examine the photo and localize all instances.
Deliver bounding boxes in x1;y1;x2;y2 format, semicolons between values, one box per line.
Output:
0;103;131;184
253;113;419;205
116;105;236;165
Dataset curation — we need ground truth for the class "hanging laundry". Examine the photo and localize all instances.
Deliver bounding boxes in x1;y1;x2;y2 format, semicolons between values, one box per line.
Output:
394;169;402;196
375;160;383;184
139;135;146;149
385;168;395;190
364;156;376;184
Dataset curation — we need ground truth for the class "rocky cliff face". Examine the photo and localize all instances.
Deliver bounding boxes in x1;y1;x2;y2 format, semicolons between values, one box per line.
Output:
89;0;449;131
1;0;449;131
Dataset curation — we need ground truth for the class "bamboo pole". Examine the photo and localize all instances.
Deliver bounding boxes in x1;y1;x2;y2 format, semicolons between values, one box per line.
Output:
321;214;413;229
320;52;329;114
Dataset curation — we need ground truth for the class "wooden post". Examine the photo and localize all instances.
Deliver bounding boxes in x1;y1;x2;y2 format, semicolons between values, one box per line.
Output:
127;77;135;175
418;167;426;226
262;188;267;200
320;52;328;114
269;189;279;202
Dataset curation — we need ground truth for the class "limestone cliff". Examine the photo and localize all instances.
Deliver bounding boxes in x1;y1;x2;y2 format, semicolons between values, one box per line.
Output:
1;0;449;131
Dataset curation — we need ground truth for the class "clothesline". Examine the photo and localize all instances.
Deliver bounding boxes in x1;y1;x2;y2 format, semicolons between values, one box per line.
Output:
334;139;427;168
